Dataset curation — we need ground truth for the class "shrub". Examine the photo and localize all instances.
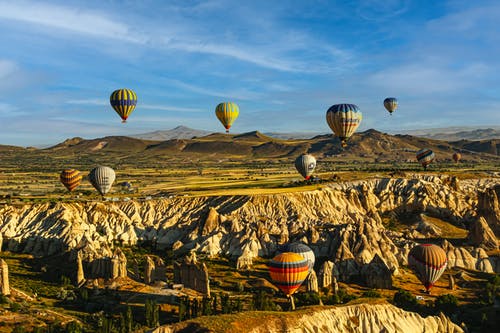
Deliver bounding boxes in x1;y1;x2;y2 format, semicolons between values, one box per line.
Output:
434;294;458;315
295;292;322;306
362;289;381;298
393;289;418;312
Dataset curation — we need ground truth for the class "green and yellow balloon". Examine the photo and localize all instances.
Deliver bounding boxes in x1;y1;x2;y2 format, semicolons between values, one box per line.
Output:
215;102;239;133
110;89;137;123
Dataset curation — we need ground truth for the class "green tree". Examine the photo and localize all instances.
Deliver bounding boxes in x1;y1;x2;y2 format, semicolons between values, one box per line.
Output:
393;289;419;312
434;294;458;315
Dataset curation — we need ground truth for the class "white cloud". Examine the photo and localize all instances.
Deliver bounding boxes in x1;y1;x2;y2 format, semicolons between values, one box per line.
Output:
0;59;18;78
0;1;145;43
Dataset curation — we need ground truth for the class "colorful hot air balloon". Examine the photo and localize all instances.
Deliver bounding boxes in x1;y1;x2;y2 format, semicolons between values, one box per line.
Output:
277;242;315;273
60;169;82;192
416;148;435;169
294;154;316;180
89;166;116;196
268;252;309;310
110;89;137;123
383;97;398;115
326;104;362;148
215;102;239;133
408;244;447;293
452;152;461;163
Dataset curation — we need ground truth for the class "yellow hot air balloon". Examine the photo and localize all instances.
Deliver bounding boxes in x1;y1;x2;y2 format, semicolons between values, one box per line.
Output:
110;89;137;123
215;102;239;133
60;169;82;192
326;104;362;147
452;152;461;163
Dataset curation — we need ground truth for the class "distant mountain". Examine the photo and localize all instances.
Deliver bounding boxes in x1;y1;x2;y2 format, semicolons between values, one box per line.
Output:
131;125;212;141
401;127;500;141
34;129;499;162
263;132;321;140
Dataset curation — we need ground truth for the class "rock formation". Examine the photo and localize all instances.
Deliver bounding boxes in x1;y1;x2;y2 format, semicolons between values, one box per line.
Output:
173;252;210;296
361;254;393;289
468;217;498;250
150;302;463;333
76;250;85;286
144;255;167;284
477;184;500;236
0;259;9;296
318;261;334;288
0;176;497;282
236;248;253;270
441;240;495;273
306;270;318;293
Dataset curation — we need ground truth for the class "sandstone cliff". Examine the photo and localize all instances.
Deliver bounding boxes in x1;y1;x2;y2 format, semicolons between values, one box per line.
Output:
0;175;498;276
149;302;463;333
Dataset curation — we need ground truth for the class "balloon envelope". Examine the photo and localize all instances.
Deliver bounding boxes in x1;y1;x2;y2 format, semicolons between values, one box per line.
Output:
408;244;447;292
277;242;315;272
294;154;316;180
60;169;82;192
416;148;435;169
215;102;239;133
89;166;116;196
326;104;362;147
268;252;309;296
110;89;137;123
452;152;461;163
383;97;398;114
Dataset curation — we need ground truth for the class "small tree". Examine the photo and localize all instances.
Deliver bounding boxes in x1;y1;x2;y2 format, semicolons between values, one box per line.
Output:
393;289;419;312
434;294;458;315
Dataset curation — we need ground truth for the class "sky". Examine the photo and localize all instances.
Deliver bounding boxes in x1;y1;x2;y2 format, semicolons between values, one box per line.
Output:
0;0;499;146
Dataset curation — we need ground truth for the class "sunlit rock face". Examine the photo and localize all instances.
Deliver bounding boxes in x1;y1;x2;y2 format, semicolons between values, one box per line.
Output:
0;176;498;276
150;303;464;333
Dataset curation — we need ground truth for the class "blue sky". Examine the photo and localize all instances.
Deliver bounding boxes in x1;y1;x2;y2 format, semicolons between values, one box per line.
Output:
0;0;498;146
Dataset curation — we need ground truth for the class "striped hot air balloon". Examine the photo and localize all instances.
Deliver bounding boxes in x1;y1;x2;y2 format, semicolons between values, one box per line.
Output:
276;242;315;273
268;252;309;298
383;97;398;115
294;154;316;180
408;244;447;293
452;152;461;163
416;148;435;169
110;89;138;123
326;104;362;148
215;102;239;133
60;169;82;192
89;166;116;196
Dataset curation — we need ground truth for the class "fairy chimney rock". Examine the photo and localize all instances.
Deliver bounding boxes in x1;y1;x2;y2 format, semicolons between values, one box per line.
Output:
0;259;10;296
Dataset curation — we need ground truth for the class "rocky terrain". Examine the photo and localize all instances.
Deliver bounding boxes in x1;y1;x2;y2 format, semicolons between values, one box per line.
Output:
0;174;498;282
151;302;464;333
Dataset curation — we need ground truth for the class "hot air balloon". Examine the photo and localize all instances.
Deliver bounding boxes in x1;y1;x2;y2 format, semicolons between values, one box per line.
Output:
452;152;461;163
110;89;137;123
326;104;362;148
89;166;115;196
416;148;435;169
294;154;316;180
276;242;315;273
408;244;447;293
215;102;239;133
383;97;398;115
268;252;309;310
60;169;82;192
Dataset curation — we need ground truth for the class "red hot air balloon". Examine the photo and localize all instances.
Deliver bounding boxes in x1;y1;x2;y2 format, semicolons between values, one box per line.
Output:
408;244;447;294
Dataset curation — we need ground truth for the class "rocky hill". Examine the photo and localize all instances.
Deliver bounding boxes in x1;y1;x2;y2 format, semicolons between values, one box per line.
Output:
151;302;463;333
0;175;498;278
3;129;499;161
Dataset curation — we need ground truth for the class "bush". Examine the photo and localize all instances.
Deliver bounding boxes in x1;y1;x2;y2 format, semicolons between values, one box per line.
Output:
295;292;322;306
393;289;419;312
434;294;458;315
252;291;279;311
362;289;381;298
